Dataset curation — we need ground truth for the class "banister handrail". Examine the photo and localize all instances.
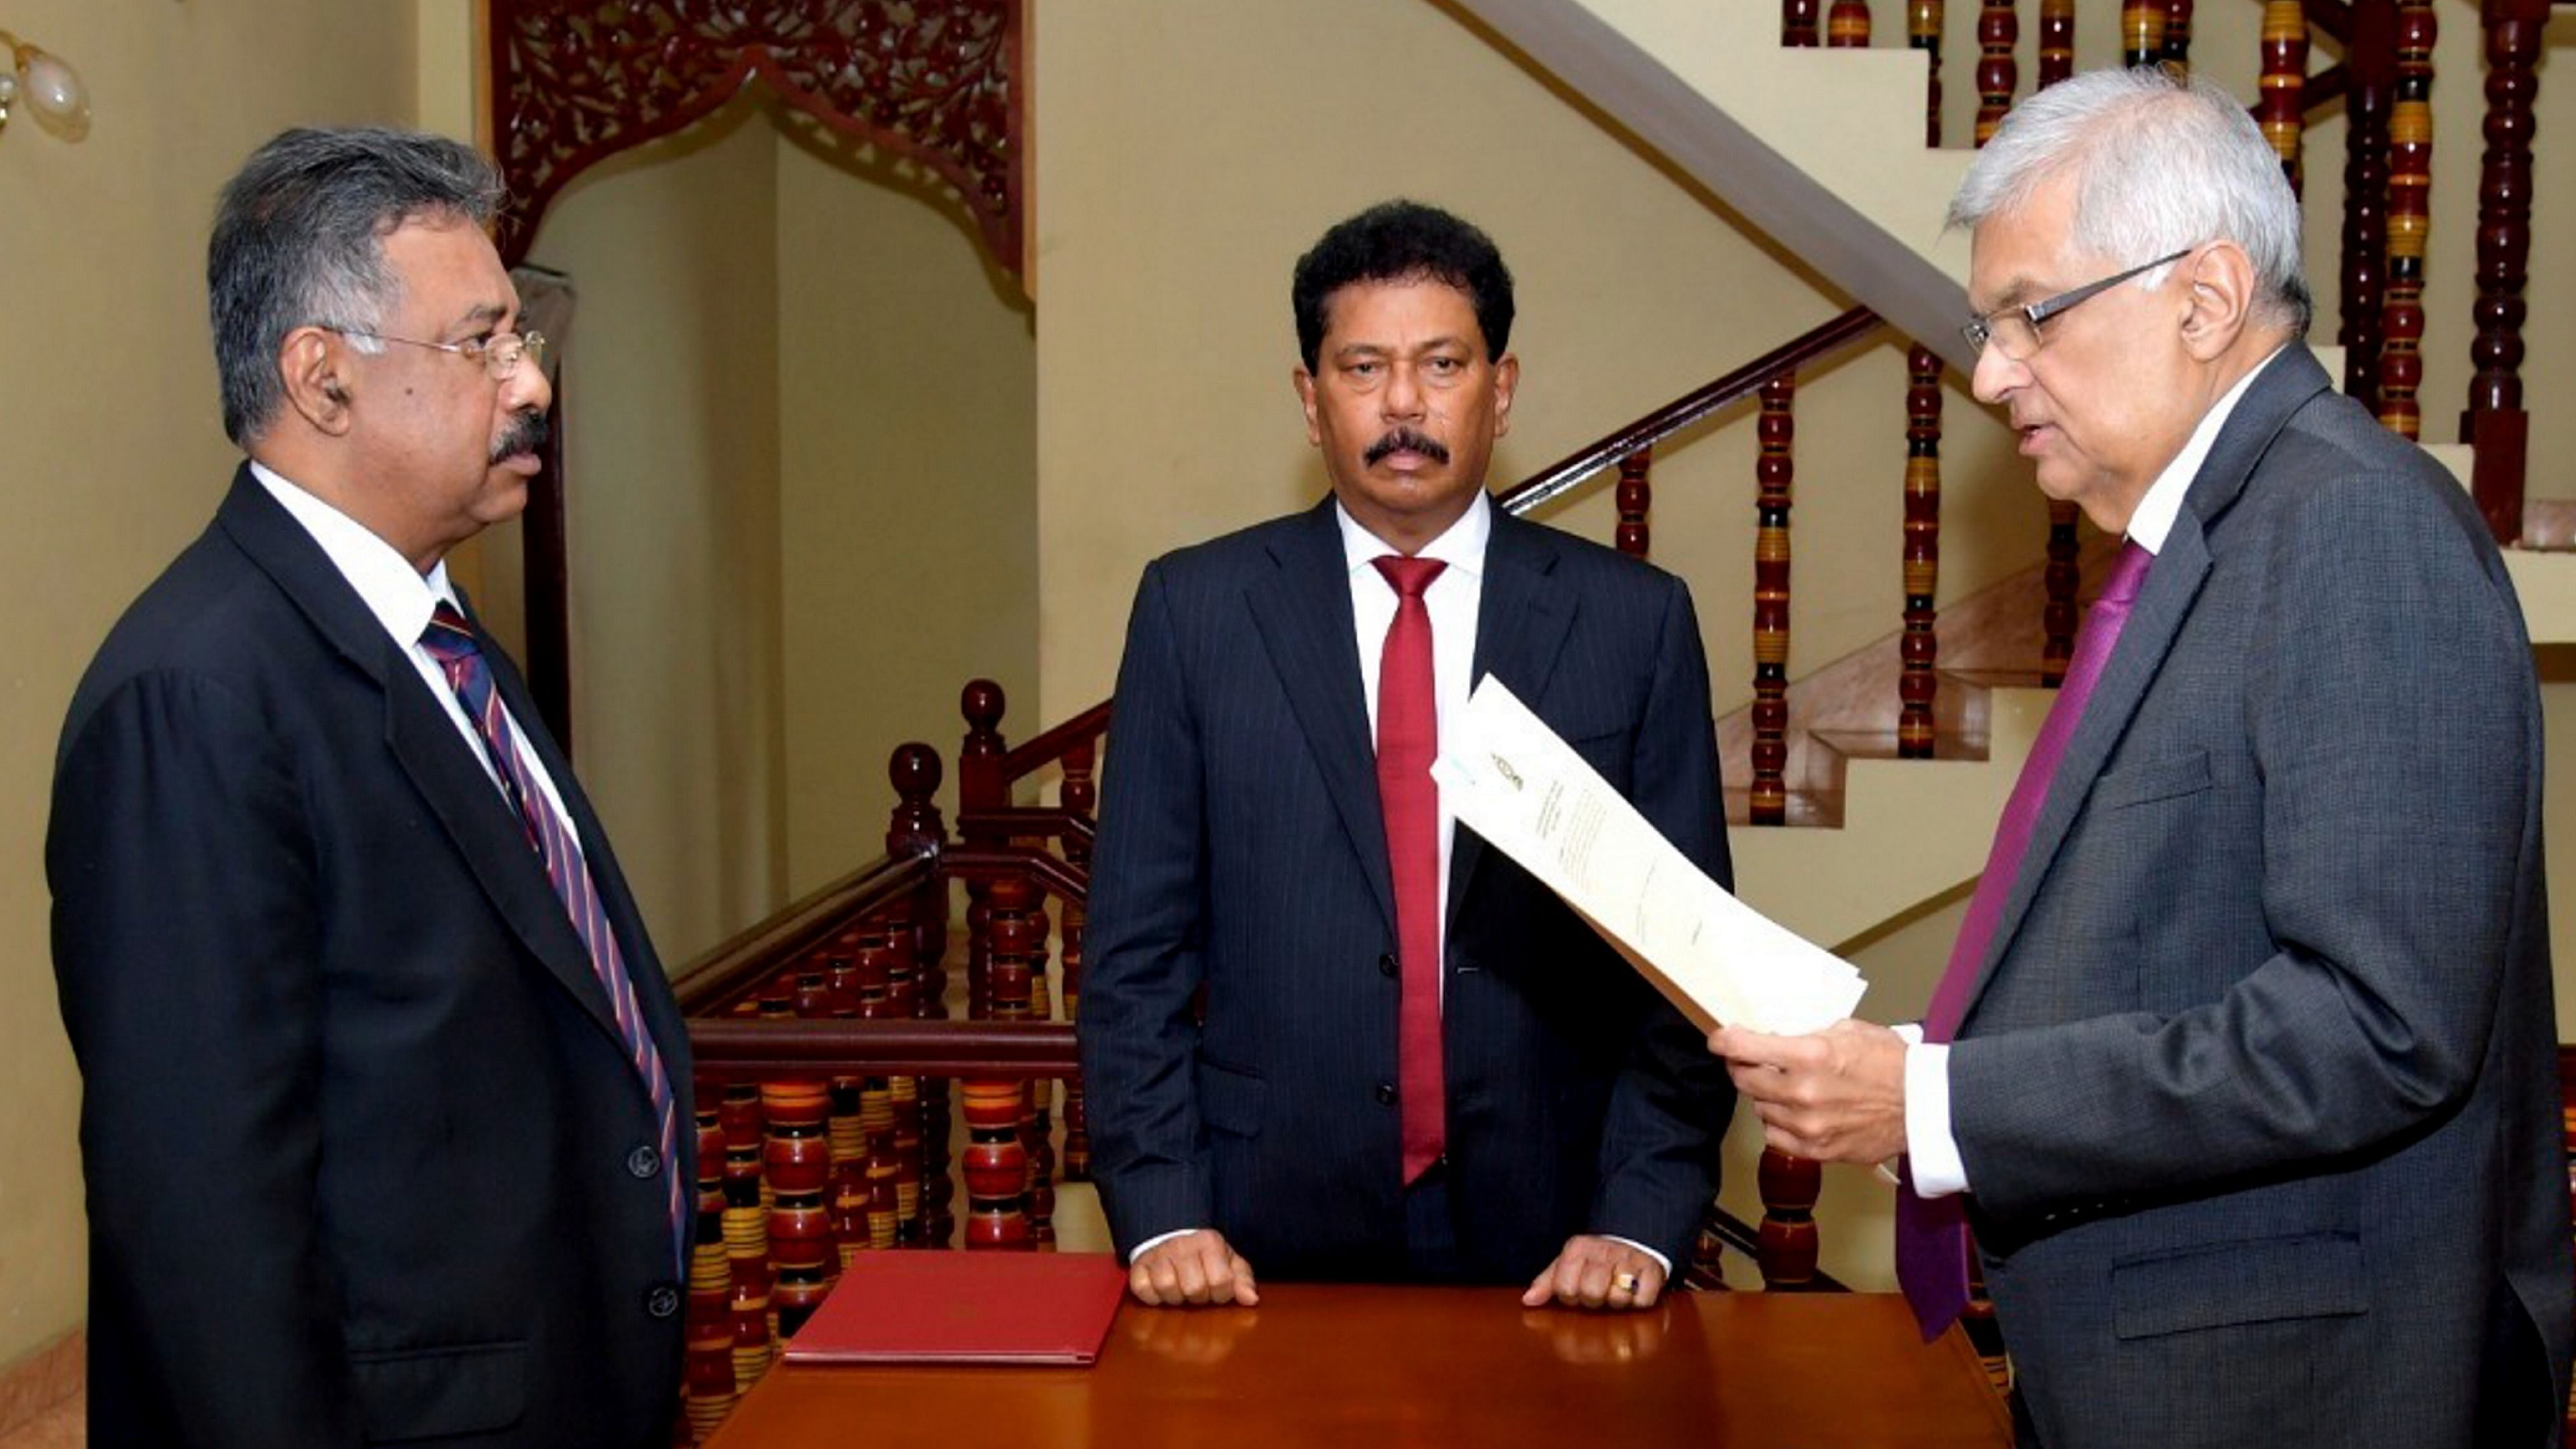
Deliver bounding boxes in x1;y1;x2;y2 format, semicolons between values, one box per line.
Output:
1500;306;1886;515
998;700;1112;782
672;847;936;1012
688;1018;1079;1079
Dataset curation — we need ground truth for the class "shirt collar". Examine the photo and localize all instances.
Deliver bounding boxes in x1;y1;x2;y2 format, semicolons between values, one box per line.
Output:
1336;489;1493;578
249;460;460;645
2123;345;2285;555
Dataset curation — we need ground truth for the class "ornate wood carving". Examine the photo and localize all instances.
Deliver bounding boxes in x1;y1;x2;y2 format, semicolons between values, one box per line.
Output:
486;0;1024;276
1901;345;1943;760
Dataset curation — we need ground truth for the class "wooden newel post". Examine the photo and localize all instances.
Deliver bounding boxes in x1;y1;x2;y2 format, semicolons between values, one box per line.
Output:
959;681;1008;1019
1756;1147;1823;1289
883;743;952;1246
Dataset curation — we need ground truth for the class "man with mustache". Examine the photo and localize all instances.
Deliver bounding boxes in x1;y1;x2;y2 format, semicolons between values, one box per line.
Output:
1082;201;1735;1311
50;127;688;1446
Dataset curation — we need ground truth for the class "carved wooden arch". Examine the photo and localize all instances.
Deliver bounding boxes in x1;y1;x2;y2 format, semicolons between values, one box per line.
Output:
485;0;1025;276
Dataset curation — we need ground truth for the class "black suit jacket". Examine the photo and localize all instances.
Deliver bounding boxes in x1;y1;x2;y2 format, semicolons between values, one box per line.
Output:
49;468;691;1448
1079;499;1735;1281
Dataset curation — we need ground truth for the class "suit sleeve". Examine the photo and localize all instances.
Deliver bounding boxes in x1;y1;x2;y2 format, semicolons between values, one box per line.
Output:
1077;562;1216;1255
1949;471;2534;1216
1586;576;1740;1264
48;669;363;1446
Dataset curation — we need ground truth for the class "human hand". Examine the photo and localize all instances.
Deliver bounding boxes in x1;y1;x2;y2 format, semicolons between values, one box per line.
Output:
1128;1229;1260;1307
1521;1234;1666;1311
1708;1019;1909;1165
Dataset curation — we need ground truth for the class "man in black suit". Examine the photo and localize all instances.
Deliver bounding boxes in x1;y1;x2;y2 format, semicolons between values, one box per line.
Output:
50;127;688;1447
1080;201;1735;1312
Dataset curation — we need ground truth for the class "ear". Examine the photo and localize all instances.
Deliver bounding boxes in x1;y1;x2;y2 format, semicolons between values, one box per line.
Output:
278;325;357;436
1293;364;1323;447
1491;353;1519;439
2178;242;2257;362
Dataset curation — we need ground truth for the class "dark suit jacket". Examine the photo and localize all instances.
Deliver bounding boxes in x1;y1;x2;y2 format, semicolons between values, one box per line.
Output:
1947;349;2574;1446
49;468;691;1448
1079;499;1735;1281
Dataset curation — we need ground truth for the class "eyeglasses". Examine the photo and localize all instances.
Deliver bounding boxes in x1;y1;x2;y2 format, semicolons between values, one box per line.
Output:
330;327;547;382
1960;249;2192;360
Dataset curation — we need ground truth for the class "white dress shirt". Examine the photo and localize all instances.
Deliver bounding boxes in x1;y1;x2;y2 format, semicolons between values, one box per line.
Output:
248;460;581;846
1905;347;2284;1196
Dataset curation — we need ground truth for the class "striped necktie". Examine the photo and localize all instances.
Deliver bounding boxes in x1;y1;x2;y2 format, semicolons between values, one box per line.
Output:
421;602;685;1267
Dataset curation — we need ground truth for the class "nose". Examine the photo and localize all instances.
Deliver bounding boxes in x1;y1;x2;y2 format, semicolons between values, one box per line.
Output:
503;354;553;416
1381;360;1426;421
1969;343;2024;405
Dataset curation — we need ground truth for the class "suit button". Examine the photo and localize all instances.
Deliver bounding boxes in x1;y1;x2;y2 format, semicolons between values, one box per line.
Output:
644;1283;680;1319
1379;953;1399;978
626;1145;661;1179
1375;1082;1398;1106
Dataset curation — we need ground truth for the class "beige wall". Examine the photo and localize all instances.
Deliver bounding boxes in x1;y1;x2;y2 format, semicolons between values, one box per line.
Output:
1030;0;2035;729
775;119;1038;895
0;0;421;1368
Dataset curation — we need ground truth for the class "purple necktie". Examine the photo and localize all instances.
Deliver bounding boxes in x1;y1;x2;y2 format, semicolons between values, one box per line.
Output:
1896;540;2153;1340
421;603;687;1270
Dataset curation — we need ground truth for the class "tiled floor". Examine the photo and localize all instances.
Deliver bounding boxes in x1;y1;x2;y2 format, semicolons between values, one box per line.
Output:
0;1395;79;1449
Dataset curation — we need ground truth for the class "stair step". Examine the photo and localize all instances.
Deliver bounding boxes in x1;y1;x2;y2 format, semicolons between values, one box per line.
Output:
1809;728;1988;764
1723;786;1843;830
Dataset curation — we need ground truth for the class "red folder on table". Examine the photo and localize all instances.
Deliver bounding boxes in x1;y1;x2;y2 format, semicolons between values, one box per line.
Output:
784;1251;1128;1366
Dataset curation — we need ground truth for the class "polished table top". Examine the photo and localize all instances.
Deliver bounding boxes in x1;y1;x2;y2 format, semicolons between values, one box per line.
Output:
706;1283;2013;1447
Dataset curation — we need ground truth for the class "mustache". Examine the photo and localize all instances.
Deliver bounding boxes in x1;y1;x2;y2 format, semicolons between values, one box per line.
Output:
1363;427;1449;467
490;410;549;465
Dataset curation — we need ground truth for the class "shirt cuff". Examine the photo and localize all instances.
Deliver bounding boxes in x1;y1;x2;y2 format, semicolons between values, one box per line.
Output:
1128;1228;1203;1265
1898;1029;1970;1197
1600;1236;1672;1277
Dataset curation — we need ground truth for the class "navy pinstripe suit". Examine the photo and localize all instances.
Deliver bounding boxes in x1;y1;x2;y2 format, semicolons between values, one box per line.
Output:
1079;498;1736;1281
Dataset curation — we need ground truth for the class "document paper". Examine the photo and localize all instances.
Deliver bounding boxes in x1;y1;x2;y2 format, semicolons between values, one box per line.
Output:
1431;678;1866;1036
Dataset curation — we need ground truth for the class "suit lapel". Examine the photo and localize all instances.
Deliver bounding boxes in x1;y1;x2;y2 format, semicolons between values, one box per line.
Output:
1450;511;1576;913
218;472;627;1042
1965;347;2329;1023
1244;500;1397;934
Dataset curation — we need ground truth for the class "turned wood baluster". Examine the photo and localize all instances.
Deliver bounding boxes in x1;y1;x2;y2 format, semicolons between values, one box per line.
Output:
2465;0;2545;545
1783;0;1821;46
2340;0;2399;417
1615;448;1653;559
987;875;1058;1246
959;683;1008;1021
2377;0;2436;441
682;1091;734;1443
2119;0;2161;68
1059;740;1097;1181
1974;0;2018;146
2259;1;2309;196
761;1081;833;1336
964;873;1045;1250
1756;1147;1823;1289
1901;346;1943;760
2010;59;2082;689
2162;0;2194;70
882;745;951;1245
1911;0;1943;148
2038;0;2074;89
1751;376;1796;826
1827;0;1871;46
718;1083;774;1389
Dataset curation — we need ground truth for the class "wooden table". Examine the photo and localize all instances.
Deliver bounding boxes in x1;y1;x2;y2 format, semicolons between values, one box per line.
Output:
705;1285;2013;1447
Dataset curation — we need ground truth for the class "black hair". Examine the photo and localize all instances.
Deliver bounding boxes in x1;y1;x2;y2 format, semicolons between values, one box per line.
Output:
1291;200;1514;372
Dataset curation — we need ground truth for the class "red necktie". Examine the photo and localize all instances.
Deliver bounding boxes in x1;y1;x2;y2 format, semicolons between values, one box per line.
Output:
421;604;687;1270
1373;555;1448;1184
1897;541;2154;1340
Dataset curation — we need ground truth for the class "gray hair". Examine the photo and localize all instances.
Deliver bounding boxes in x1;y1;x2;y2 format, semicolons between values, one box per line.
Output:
209;127;507;445
1947;67;2312;335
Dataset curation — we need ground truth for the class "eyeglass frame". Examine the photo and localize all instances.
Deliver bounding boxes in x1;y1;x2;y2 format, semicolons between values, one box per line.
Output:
1960;248;2194;360
327;326;547;382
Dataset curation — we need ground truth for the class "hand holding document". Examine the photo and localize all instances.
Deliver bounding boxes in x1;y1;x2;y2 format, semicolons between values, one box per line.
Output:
1431;678;1865;1036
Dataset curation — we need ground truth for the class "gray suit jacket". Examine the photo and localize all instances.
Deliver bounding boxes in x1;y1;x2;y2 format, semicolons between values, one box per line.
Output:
1948;347;2573;1446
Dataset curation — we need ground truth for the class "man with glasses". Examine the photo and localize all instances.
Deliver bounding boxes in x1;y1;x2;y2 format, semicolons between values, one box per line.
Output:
50;127;687;1447
1711;68;2568;1445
